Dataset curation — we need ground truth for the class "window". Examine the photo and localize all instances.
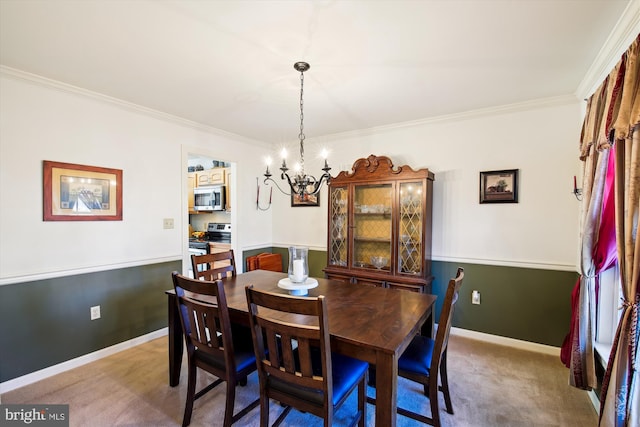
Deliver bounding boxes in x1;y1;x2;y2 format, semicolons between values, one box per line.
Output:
595;263;622;364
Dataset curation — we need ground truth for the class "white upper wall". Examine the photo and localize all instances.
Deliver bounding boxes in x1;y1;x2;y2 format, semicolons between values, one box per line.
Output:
0;72;273;283
270;97;582;271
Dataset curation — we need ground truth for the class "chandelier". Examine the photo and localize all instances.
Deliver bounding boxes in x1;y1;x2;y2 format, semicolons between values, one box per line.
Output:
264;62;331;198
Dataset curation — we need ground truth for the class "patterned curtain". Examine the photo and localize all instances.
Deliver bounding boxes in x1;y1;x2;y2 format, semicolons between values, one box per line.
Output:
564;57;624;390
598;35;640;427
567;127;611;390
569;33;639;427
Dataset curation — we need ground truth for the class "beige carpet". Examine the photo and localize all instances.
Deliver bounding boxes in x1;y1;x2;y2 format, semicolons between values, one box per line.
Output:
1;334;597;426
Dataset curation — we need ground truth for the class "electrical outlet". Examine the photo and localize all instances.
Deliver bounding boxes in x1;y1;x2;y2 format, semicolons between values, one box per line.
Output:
163;218;174;229
90;305;101;320
472;290;481;305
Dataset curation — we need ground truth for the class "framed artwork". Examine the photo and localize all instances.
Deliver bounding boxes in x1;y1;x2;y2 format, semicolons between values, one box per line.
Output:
479;169;518;204
43;160;123;221
291;191;320;207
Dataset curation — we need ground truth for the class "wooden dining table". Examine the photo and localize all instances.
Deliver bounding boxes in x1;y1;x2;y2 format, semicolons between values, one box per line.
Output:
166;269;436;427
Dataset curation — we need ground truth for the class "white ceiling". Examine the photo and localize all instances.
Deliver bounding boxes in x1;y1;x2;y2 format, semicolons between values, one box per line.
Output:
0;0;636;144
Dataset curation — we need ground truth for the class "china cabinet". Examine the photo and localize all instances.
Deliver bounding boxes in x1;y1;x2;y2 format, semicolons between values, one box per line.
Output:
323;155;434;293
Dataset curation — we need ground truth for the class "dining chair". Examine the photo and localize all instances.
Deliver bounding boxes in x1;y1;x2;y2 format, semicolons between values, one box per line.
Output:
191;249;236;281
245;286;368;427
171;272;259;427
245;252;283;273
396;267;464;426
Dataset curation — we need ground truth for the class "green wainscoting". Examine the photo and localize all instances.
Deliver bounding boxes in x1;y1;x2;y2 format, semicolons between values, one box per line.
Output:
430;262;577;347
0;261;180;383
2;252;575;384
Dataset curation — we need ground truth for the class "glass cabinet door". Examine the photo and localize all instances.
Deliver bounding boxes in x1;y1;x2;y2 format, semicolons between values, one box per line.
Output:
398;182;423;275
353;183;392;270
328;186;348;267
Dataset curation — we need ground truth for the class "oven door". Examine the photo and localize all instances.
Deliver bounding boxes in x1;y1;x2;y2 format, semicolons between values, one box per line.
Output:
188;246;208;278
188;247;207;256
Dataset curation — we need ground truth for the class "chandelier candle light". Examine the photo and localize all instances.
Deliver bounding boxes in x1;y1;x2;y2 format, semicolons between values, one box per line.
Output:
263;62;332;198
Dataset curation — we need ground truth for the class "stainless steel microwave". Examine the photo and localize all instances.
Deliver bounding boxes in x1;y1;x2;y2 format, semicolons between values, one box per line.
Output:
194;185;225;211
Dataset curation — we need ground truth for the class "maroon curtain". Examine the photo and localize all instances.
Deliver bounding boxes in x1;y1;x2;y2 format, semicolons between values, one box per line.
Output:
561;150;617;369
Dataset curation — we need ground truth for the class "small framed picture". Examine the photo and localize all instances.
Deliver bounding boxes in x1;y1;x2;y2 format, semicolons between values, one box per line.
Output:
291;192;320;207
479;169;518;204
43;160;123;221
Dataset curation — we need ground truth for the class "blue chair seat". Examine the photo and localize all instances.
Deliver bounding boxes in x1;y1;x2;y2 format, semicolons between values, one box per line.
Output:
330;353;369;405
269;352;368;406
196;324;256;372
196;346;256;373
398;335;435;376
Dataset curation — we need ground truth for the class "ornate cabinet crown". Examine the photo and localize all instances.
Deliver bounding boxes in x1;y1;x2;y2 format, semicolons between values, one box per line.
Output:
324;155;434;293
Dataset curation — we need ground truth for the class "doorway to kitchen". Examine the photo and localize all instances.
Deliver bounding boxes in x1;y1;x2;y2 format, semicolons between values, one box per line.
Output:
186;152;235;277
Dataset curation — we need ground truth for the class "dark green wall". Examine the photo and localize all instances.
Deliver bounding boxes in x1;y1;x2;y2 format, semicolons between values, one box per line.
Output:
0;261;180;383
2;252;576;384
431;262;577;347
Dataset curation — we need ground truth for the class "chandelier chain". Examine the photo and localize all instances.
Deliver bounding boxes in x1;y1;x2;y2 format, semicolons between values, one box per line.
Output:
262;61;331;198
299;70;305;172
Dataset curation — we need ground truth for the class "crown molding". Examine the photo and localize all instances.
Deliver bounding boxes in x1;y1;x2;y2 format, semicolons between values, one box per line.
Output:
576;0;640;99
0;65;270;148
311;94;580;144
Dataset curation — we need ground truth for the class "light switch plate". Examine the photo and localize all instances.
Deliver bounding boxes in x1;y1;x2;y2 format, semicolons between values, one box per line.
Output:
90;305;101;320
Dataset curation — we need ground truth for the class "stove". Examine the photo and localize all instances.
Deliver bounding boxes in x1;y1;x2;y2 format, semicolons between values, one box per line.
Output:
188;240;210;251
188;223;231;254
206;222;232;243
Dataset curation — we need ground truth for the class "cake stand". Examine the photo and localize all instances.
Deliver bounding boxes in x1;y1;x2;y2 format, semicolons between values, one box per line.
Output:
277;278;319;296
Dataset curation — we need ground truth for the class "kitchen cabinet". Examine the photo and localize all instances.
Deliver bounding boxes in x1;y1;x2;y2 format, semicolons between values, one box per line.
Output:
196;168;225;186
209;243;232;269
225;168;231;211
187;172;197;213
323;154;434;293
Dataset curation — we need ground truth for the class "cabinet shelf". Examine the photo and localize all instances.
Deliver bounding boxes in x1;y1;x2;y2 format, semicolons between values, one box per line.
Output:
354;237;391;243
354;212;391;216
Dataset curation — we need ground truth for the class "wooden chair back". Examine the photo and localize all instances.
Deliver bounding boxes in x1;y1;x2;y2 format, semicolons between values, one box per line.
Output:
172;272;235;373
245;286;333;419
245;252;283;272
396;267;464;426
433;267;464;369
171;271;259;427
191;250;236;281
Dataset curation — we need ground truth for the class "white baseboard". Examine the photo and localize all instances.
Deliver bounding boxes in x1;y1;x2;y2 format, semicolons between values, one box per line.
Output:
0;328;168;395
451;327;560;356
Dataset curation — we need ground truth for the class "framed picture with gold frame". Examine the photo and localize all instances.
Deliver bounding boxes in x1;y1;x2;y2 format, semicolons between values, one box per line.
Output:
291;191;320;207
43;160;123;221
